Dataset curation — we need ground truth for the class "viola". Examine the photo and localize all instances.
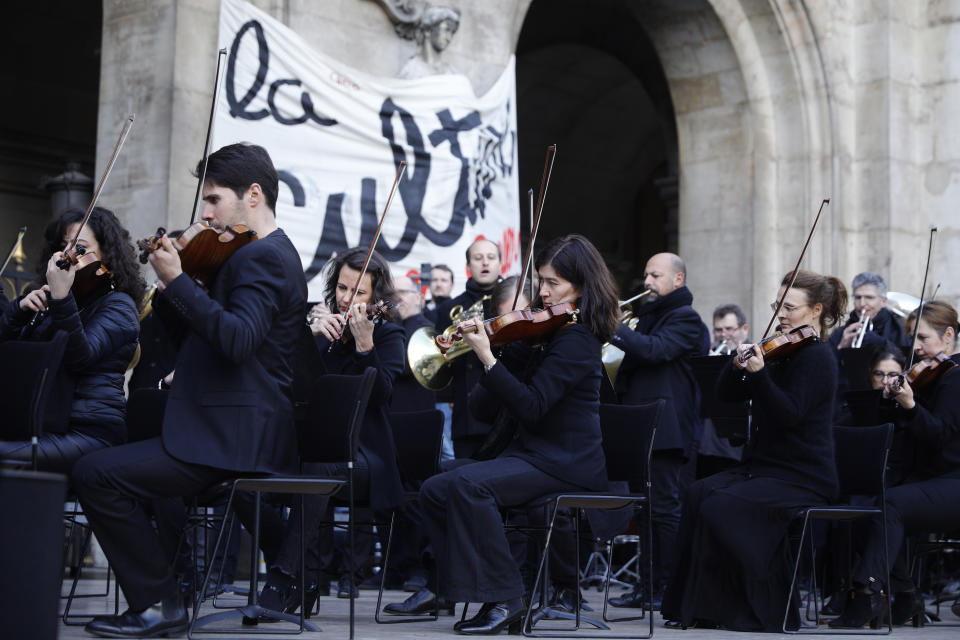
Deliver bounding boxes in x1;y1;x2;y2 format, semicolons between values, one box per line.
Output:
136;221;257;287
896;352;957;391
436;301;577;353
736;324;818;367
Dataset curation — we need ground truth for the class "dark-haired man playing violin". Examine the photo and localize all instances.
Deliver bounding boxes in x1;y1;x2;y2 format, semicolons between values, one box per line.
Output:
72;143;307;639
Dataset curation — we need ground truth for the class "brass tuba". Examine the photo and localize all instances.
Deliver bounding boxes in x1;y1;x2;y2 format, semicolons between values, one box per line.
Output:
601;290;651;386
408;295;490;390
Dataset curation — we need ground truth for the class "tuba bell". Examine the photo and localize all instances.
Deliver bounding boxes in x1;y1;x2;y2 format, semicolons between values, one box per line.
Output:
408;295;489;390
601;290;651;387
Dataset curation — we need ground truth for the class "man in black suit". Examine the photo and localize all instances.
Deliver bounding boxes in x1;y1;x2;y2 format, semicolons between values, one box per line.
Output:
607;252;706;609
72;143;307;638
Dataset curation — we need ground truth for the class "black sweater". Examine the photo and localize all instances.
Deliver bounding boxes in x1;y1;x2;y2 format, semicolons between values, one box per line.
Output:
469;322;608;491
898;353;960;479
717;339;839;500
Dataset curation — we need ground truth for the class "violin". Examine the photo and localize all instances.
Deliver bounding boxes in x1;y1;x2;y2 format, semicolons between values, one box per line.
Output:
57;246;113;299
136;222;257;287
735;324;819;367
436;301;577;353
337;299;392;341
894;352;957;392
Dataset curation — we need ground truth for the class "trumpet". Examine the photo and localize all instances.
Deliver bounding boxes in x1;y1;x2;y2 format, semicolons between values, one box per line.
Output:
408;296;490;390
851;313;873;349
601;290;651;386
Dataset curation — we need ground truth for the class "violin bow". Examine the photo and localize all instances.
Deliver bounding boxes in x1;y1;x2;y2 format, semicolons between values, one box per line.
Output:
527;188;535;302
191;48;229;225
327;161;407;350
906;226;938;371
760;198;830;341
513;145;557;311
57;115;135;269
1;226;26;276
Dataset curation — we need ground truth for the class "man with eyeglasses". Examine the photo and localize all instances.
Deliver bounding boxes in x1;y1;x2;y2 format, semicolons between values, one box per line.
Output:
607;252;708;610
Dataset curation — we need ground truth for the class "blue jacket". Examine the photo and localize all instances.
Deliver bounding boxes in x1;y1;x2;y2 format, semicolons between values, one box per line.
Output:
1;288;139;443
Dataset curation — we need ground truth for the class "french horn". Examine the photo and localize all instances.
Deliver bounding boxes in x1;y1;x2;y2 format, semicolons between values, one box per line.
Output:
408;295;490;390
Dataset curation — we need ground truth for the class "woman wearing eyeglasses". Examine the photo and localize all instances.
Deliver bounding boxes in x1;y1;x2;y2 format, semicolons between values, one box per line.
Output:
663;269;847;631
831;300;960;628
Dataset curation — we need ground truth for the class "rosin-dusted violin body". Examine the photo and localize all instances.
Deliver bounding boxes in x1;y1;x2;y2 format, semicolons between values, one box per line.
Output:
435;301;578;353
737;324;818;366
137;221;257;287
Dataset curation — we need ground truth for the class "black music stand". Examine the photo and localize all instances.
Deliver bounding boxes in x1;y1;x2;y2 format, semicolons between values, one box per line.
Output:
690;355;750;443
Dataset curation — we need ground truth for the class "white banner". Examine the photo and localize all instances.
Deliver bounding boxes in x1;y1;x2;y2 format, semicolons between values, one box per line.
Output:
215;0;520;300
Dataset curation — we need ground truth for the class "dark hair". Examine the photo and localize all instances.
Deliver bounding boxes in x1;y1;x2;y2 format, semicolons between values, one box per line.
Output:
491;275;528;312
196;143;279;213
534;234;619;342
780;269;847;336
38;206;147;306
432;264;454;285
464;238;501;263
322;247;395;322
713;303;747;326
907;300;959;346
870;344;906;371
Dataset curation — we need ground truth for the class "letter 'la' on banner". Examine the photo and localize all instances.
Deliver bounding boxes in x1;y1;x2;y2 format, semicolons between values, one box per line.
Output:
215;0;521;300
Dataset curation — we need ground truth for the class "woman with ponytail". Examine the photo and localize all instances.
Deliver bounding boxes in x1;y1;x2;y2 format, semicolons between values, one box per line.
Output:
663;270;846;631
830;300;960;628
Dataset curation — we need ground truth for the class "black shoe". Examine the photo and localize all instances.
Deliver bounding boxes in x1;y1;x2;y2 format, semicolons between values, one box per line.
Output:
609;588;644;608
455;603;496;631
338;574;359;599
457;599;524;635
549;587;592;613
890;590;925;626
821;590;845;616
828;588;884;629
85;596;187;638
384;587;455;616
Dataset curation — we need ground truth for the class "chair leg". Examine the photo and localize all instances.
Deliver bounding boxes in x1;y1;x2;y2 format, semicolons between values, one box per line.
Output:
374;510;441;624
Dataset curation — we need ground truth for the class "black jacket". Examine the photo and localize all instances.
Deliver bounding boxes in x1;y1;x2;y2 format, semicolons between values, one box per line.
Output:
611;286;704;454
314;320;406;511
717;339;839;500
0;288;139;443
391;312;436;413
156;229;306;474
898;353;960;479
828;307;905;352
469;322;608;491
434;278;498;442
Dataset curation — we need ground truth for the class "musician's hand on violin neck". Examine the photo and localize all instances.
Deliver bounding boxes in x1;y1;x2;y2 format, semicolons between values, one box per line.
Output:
735;343;765;373
147;235;184;285
349;302;375;352
19;285;50;314
884;376;915;409
46;252;77;300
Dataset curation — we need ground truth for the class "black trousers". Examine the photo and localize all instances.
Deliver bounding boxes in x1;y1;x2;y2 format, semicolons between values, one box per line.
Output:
854;475;960;592
650;450;684;590
420;456;580;603
0;430;113;475
71;437;233;610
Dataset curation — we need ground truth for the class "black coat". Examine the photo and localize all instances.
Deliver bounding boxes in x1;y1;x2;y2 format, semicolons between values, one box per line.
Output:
156;229;306;475
314;320;406;511
0;288;139;443
612;286;704;454
434;278;498;442
717;339;839;501
390;312;436;413
898;353;960;479
469;322;608;491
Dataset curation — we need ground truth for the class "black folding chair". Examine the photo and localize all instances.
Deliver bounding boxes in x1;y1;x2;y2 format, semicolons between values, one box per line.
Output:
188;368;375;638
374;408;445;623
520;400;663;639
784;423;894;634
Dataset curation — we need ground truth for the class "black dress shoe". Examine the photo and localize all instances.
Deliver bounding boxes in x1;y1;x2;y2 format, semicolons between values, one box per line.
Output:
384;587;455;616
550;587;593;613
85;596;187;638
457;599;523;635
890;590;925;626
828;588;884;629
455;602;496;631
337;574;359;599
609;588;644;608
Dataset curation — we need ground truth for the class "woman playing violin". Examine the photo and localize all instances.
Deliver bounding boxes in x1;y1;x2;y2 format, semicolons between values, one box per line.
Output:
236;246;405;610
403;234;619;634
0;206;143;472
831;300;960;627
663;269;847;631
